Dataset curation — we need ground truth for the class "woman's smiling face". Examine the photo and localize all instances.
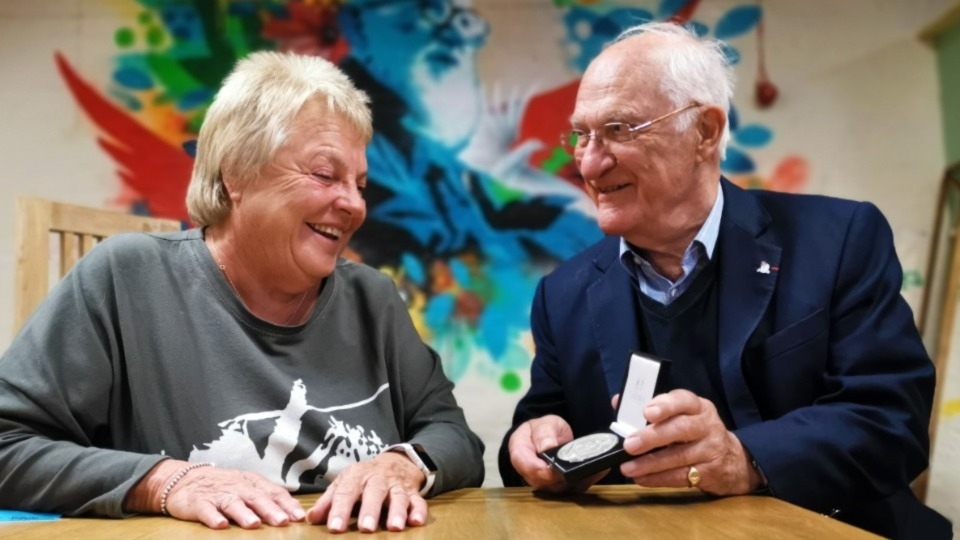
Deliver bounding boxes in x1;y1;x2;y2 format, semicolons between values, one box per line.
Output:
226;99;368;284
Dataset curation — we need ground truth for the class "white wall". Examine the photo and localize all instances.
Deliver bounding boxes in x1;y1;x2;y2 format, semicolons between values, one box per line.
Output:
0;0;141;342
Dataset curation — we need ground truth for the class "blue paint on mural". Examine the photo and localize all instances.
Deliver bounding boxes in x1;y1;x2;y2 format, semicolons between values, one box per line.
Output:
114;67;153;90
714;5;762;40
722;146;756;174
734;125;773;147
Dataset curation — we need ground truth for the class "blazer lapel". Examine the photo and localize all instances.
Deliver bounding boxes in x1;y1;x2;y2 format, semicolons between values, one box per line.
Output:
586;238;641;397
717;179;781;428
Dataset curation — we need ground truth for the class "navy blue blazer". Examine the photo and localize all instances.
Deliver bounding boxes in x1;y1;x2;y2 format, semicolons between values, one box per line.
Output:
499;179;949;538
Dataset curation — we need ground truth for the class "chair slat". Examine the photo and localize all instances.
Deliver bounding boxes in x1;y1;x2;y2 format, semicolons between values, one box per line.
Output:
81;234;97;256
13;197;181;333
60;232;80;276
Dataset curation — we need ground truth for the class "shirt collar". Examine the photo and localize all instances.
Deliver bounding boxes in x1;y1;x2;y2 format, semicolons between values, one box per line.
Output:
618;186;724;265
693;185;724;260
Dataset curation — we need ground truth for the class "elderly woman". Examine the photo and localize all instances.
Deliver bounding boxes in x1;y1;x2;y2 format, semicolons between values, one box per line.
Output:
0;52;483;532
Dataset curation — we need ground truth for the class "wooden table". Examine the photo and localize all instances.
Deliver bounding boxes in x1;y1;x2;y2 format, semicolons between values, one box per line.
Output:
0;486;878;539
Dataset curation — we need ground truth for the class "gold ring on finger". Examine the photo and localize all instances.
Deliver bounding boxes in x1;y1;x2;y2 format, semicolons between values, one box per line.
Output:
687;466;701;488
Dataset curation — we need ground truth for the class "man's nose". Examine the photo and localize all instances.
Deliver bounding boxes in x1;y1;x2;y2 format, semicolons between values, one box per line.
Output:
576;141;617;181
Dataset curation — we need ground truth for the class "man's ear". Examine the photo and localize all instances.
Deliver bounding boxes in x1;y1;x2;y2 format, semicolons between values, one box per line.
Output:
695;105;725;162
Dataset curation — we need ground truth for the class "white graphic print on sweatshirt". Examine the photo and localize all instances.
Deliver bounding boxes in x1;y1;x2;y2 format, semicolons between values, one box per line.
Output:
189;379;389;490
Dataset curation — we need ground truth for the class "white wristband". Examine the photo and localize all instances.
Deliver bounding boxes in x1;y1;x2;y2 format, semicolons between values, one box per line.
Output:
383;444;436;496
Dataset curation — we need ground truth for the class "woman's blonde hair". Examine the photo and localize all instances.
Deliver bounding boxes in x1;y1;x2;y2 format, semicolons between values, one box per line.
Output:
186;51;372;226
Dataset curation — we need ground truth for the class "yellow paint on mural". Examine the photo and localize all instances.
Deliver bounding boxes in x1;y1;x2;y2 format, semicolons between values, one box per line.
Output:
942;399;960;418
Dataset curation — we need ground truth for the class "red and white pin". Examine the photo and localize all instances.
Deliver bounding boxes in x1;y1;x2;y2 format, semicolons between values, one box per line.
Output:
756;261;779;274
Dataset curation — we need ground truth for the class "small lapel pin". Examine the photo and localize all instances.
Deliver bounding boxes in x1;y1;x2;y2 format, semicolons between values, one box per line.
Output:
756;261;778;274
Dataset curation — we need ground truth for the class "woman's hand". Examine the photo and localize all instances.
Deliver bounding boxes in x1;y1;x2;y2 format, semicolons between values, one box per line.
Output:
306;451;428;533
124;460;305;529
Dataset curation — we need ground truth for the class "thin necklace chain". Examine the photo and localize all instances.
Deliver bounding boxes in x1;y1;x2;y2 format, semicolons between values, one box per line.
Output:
210;234;310;326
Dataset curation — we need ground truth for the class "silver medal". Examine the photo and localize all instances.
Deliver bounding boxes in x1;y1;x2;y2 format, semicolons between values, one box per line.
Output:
556;433;619;463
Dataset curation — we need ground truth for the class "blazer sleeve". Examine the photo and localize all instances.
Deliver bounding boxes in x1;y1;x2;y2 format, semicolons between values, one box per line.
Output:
734;202;935;513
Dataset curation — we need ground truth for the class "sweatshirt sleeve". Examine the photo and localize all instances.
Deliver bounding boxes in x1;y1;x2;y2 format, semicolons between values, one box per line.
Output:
375;275;485;495
0;246;166;517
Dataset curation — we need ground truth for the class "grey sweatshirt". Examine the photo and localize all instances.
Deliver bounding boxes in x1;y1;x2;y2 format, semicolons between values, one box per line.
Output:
0;229;483;517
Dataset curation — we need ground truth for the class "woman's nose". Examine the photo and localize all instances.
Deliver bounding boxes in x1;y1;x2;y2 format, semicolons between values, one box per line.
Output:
335;184;366;216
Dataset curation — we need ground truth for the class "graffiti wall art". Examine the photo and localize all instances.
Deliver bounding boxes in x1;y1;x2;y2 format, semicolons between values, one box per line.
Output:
57;0;807;391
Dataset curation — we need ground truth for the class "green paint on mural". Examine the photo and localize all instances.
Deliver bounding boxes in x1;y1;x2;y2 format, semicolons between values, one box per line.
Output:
934;22;960;165
541;146;572;173
115;28;135;48
902;269;924;291
187;112;206;133
500;371;522;392
147;54;201;95
146;26;165;48
486;179;525;205
137;11;152;26
225;18;252;58
471;278;495;303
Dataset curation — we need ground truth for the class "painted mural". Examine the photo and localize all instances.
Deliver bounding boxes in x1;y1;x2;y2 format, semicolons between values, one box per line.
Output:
56;0;808;391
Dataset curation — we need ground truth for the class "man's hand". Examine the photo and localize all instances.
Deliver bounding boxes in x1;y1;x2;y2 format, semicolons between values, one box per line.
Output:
124;460;305;529
618;389;761;495
508;415;606;493
306;451;428;533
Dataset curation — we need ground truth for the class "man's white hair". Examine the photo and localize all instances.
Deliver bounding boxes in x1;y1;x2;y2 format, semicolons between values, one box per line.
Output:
614;22;735;158
186;51;373;226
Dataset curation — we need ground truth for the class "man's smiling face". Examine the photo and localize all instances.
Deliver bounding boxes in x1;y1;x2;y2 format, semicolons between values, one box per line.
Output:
571;36;710;251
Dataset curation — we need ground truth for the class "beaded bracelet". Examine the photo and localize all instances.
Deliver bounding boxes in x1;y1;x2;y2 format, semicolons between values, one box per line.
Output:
159;462;214;515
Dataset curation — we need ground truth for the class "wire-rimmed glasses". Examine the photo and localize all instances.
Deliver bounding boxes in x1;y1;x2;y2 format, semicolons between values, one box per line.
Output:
561;102;701;153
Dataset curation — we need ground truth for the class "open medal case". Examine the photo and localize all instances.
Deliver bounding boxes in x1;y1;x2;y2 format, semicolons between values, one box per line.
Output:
538;351;671;484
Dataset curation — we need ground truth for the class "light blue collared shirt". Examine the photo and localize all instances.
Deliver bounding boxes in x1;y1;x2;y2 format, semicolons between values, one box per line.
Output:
619;187;724;306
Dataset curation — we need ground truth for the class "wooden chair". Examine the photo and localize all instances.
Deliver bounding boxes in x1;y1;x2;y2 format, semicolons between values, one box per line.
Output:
13;196;182;332
913;160;960;502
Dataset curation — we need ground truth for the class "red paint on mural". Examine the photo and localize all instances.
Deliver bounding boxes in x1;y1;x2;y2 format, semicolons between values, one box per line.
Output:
55;53;193;222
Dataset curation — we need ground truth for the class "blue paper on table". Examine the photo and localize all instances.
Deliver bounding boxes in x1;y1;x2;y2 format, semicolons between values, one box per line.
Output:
0;510;61;522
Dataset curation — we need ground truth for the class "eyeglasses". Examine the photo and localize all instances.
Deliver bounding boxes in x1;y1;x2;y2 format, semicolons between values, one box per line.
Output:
561;102;701;153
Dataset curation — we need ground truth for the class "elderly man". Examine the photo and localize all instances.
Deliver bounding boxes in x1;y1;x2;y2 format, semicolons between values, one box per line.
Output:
499;22;949;539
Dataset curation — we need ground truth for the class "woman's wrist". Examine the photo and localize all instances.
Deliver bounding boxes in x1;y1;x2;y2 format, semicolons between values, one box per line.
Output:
122;459;188;514
160;462;215;514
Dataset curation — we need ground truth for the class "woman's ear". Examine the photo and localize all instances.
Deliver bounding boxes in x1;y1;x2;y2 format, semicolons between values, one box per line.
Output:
695;105;725;162
221;171;242;204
